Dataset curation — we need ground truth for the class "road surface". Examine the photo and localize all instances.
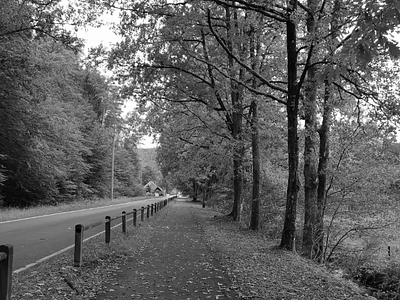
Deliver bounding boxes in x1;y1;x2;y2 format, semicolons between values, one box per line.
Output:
0;197;168;272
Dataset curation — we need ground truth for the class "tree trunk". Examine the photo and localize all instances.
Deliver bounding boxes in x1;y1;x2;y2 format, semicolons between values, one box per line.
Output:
192;179;199;202
232;93;244;221
202;184;206;208
250;99;261;230
248;19;261;231
280;0;299;251
317;80;333;260
202;180;210;208
302;0;319;259
302;64;319;258
226;5;244;221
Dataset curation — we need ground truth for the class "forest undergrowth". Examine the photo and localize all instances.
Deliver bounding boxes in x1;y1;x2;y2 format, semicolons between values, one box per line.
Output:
208;192;400;300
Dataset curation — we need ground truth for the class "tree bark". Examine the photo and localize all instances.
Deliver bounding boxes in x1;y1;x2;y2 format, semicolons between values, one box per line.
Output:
192;179;199;202
317;80;333;260
225;5;244;221
280;0;299;251
249;20;261;231
303;67;319;258
250;99;261;230
232;91;244;221
302;0;319;259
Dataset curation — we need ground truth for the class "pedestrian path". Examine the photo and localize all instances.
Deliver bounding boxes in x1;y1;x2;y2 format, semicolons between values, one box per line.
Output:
98;200;238;300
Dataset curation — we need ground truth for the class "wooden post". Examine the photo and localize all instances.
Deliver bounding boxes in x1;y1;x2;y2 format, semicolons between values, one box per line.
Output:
105;216;111;245
147;205;150;219
141;207;144;222
151;204;154;216
133;209;137;226
74;224;84;267
122;211;127;234
0;244;13;300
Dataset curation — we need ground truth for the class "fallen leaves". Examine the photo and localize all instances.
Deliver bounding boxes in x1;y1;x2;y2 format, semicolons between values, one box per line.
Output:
11;201;375;300
202;209;373;300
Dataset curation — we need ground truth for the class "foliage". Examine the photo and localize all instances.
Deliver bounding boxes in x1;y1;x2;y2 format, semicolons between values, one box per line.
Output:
0;2;142;206
136;148;163;185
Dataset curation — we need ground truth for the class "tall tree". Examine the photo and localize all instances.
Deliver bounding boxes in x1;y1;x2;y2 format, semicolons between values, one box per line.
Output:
109;0;259;220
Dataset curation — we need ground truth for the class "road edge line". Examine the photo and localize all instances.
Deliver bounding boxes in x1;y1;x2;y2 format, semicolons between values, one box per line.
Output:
0;197;162;224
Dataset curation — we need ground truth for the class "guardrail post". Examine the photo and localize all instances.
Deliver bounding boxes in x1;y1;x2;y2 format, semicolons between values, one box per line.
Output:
122;211;127;235
105;216;111;245
133;209;137;226
0;244;13;300
74;224;84;267
141;207;144;222
147;205;150;219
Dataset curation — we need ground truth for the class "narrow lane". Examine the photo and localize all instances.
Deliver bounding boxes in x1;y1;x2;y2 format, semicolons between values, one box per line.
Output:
0;197;166;271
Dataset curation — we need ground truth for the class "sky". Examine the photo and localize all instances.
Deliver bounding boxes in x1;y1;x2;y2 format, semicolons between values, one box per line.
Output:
77;18;157;149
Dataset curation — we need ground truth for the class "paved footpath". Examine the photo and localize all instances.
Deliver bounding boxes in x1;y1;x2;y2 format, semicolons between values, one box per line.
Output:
98;200;239;300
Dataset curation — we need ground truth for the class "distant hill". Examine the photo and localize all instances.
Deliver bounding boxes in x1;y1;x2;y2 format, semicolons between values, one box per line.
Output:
137;147;157;169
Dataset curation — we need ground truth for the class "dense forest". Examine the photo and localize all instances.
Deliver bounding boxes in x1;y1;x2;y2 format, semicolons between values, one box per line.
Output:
0;0;148;207
2;0;400;285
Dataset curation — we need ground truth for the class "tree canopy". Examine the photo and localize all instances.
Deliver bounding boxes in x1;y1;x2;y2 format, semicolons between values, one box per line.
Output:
2;0;400;269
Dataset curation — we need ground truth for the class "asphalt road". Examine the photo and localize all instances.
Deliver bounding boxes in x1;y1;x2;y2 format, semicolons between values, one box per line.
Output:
0;197;168;272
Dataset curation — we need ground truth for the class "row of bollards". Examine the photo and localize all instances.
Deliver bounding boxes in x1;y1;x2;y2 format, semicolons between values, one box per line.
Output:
74;197;174;267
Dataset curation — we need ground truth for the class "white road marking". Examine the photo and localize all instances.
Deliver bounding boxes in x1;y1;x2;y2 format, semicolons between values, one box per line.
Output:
0;200;151;224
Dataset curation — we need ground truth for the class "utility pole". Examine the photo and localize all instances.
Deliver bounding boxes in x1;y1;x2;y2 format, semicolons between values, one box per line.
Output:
111;133;117;202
